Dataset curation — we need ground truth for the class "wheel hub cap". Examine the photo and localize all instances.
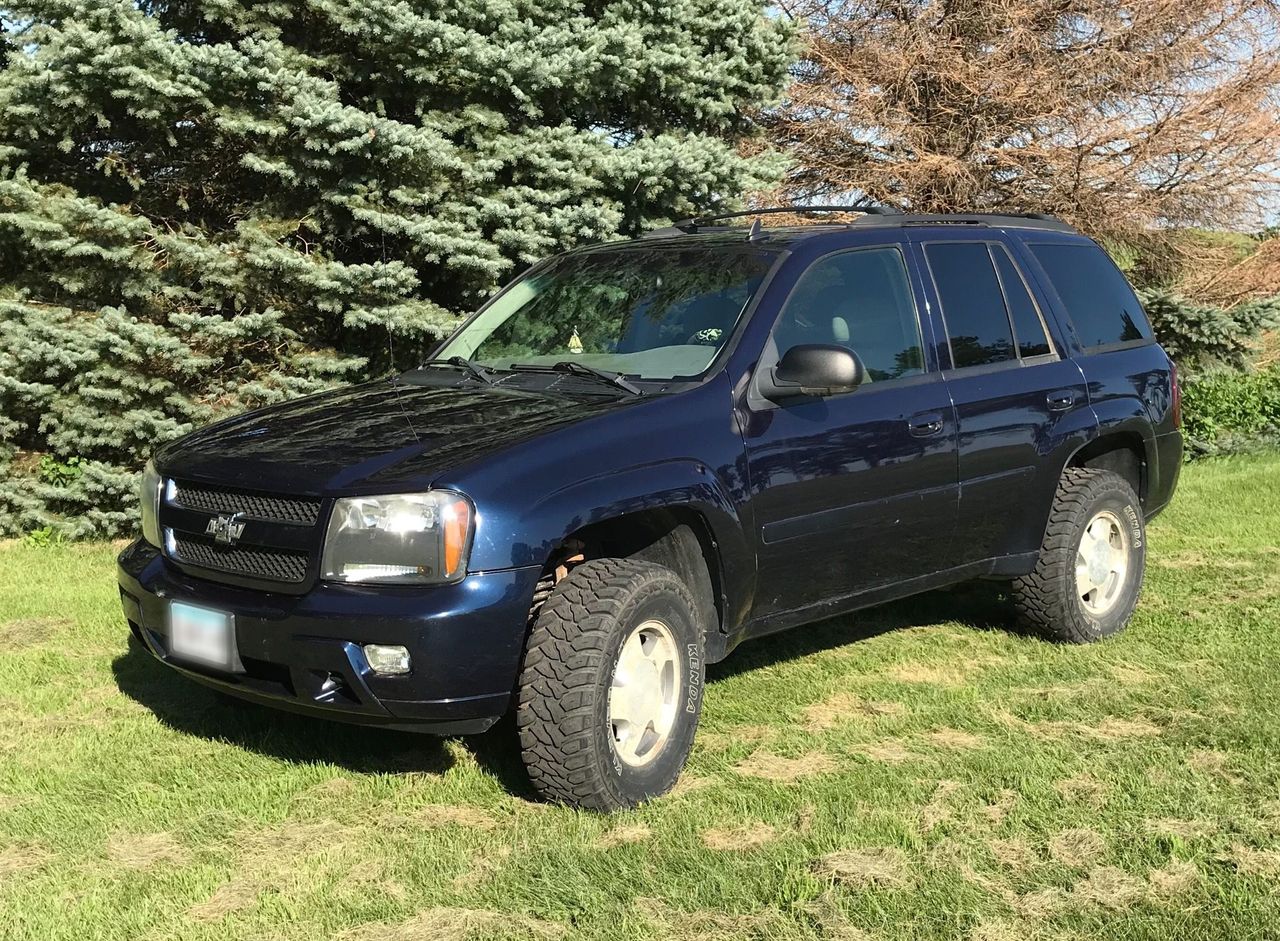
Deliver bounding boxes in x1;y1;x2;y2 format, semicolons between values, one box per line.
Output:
1076;510;1129;616
608;620;680;768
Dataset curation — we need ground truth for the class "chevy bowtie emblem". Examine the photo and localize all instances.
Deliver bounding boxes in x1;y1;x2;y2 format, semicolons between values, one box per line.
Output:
206;512;247;546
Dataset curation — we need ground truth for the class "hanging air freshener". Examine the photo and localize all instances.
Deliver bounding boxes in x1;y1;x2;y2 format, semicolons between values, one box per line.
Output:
568;326;583;354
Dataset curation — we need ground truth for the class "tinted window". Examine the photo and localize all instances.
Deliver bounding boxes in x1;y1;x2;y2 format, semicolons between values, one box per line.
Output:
925;243;1015;368
992;246;1052;358
1030;243;1153;349
772;248;924;382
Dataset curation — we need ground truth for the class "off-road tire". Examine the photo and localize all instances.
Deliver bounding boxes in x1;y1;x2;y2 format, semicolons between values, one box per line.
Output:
516;558;704;811
1011;467;1146;643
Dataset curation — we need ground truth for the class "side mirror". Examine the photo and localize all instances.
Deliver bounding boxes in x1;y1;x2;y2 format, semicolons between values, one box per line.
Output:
762;344;865;402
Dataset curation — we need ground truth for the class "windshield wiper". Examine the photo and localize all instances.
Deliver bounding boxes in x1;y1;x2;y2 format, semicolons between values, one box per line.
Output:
506;361;643;396
417;356;496;386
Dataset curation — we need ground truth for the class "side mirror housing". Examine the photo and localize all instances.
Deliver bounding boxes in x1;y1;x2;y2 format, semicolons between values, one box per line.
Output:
762;344;865;402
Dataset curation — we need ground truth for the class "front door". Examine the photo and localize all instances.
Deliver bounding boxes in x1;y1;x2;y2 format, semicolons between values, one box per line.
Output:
740;245;960;622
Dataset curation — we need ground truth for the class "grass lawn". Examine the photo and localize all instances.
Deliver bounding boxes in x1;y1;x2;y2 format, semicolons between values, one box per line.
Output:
2;454;1280;941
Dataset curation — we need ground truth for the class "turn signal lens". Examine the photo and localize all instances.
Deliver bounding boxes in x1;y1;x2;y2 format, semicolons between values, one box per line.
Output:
139;460;163;547
442;498;471;579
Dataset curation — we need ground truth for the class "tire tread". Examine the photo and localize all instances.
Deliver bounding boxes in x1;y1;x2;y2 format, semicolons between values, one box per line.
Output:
1011;466;1143;643
516;557;698;809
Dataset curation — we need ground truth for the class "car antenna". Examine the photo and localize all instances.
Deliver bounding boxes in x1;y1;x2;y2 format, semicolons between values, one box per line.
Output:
381;229;420;442
747;217;765;242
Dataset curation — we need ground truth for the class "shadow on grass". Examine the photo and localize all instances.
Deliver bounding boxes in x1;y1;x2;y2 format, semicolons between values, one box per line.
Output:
708;579;1015;682
112;580;1015;796
111;638;538;797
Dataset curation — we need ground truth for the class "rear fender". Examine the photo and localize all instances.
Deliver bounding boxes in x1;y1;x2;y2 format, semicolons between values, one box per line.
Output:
991;402;1098;560
1006;398;1154;560
1075;398;1158;500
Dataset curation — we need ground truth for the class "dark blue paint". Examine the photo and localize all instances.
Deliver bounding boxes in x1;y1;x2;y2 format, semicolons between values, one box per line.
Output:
121;221;1182;733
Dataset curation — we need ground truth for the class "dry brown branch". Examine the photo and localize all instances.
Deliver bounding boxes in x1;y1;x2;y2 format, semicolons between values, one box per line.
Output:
763;0;1280;242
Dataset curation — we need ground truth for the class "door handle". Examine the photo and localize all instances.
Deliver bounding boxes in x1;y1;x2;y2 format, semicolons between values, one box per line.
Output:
1046;390;1075;411
908;412;945;437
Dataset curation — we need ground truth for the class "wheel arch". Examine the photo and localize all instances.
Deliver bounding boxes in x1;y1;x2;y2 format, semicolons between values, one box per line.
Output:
1014;410;1155;561
498;460;755;648
994;403;1155;566
1066;431;1148;507
547;507;725;643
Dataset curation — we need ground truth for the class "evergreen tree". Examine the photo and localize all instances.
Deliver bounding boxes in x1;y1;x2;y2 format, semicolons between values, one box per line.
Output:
0;0;793;536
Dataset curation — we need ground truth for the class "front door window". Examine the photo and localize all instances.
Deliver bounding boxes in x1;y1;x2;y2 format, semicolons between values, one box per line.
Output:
769;247;924;383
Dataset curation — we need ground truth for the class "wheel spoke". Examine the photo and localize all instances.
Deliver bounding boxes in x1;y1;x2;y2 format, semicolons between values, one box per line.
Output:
609;682;643;729
1083;522;1106;556
1076;558;1098;594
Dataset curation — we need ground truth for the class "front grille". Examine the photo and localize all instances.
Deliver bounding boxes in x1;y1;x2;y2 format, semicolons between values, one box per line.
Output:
171;482;321;526
171;536;309;584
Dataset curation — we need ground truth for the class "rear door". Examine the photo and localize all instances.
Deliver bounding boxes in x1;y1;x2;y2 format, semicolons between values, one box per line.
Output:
910;231;1090;564
740;244;959;621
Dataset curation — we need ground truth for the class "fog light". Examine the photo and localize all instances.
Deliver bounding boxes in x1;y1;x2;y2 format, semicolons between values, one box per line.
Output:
363;644;411;675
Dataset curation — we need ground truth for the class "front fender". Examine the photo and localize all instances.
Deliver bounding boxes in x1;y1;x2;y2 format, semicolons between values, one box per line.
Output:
472;459;754;631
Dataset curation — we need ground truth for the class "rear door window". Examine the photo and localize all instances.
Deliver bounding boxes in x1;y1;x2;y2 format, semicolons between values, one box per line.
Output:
992;246;1052;358
924;243;1016;369
1029;242;1153;350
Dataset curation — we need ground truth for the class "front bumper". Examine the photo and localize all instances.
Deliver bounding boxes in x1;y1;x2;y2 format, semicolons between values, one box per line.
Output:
117;540;541;734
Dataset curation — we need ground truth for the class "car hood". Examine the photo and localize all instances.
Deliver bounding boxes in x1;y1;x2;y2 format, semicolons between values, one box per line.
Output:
155;379;634;494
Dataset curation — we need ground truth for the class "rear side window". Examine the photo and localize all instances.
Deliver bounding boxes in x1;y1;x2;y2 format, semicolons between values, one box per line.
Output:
924;243;1015;368
1030;243;1153;350
992;246;1052;358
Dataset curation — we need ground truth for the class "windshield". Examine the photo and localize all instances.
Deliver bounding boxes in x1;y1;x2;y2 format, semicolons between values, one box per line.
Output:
437;245;777;381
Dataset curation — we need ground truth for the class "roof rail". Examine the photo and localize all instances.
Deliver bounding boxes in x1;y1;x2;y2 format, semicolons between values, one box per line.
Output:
640;207;1078;240
671;204;901;233
895;212;1077;233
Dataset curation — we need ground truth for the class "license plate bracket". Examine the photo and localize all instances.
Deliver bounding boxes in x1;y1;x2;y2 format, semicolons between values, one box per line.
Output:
169;601;240;671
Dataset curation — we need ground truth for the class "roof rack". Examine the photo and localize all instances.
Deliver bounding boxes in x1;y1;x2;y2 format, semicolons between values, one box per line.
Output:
641;207;1077;239
671;204;900;234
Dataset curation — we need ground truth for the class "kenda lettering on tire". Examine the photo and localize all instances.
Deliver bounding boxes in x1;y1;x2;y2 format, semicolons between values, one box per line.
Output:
686;644;702;714
1123;504;1143;549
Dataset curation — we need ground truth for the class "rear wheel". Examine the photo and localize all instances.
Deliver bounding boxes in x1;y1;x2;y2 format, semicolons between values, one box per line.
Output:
1011;467;1146;643
516;558;704;810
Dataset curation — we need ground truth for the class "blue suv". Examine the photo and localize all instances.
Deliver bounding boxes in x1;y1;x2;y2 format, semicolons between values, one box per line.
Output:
118;208;1182;809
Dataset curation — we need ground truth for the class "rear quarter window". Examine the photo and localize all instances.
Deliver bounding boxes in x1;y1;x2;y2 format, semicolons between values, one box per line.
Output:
1029;242;1153;350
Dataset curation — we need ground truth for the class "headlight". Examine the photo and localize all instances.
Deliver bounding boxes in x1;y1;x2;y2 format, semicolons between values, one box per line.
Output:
321;491;474;585
139;459;163;547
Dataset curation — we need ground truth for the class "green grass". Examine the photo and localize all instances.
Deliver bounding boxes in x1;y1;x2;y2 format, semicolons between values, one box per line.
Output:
3;455;1280;940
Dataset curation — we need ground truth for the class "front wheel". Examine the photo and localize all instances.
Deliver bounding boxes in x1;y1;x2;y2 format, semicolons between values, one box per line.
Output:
516;558;705;810
1011;467;1146;643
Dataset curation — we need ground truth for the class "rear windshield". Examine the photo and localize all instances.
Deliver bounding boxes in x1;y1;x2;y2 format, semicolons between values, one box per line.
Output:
1029;243;1153;350
439;245;777;380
